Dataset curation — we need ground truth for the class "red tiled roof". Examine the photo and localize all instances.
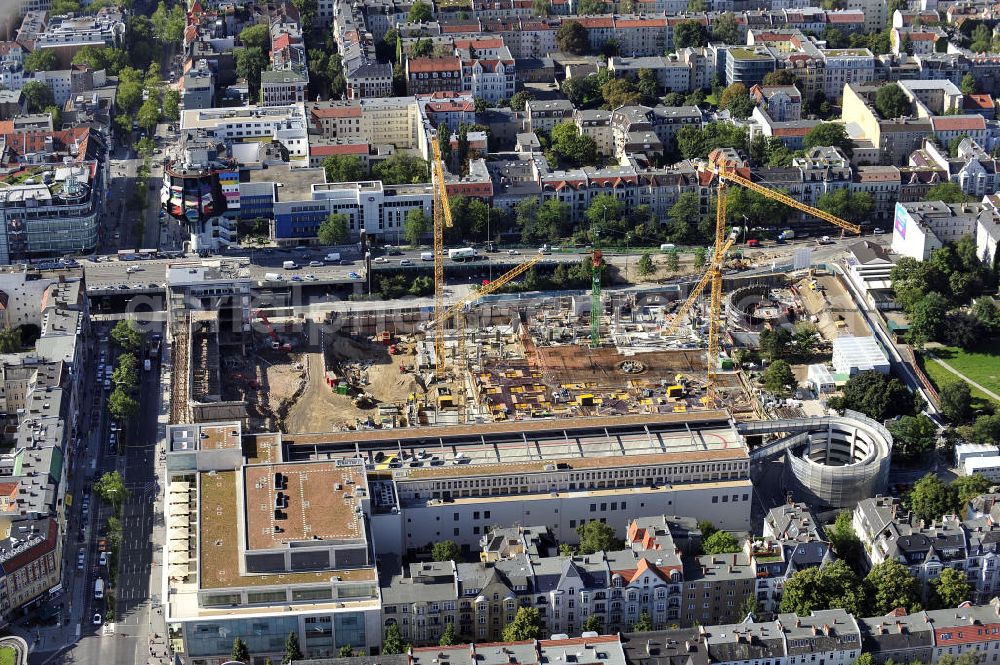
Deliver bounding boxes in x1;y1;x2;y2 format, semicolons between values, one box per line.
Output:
772;126;812;137
271;33;291;51
575;17;614;27
827;12;862;22
908;31;939;40
310;143;369;156
427;100;475;112
616;18;668;27
454;37;504;49
408;57;461;73
311;105;362;119
965;94;994;110
442;24;480;33
932;116;986;131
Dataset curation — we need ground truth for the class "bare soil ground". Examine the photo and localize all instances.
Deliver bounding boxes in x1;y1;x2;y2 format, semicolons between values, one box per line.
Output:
796;274;868;341
282;333;421;433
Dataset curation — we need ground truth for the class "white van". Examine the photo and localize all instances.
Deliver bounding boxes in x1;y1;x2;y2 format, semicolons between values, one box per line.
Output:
94;578;104;599
264;273;283;282
324;252;341;263
420;252;434;261
660;243;676;251
282;260;297;270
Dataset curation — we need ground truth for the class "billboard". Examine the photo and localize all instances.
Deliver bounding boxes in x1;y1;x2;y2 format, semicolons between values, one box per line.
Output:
893;202;907;240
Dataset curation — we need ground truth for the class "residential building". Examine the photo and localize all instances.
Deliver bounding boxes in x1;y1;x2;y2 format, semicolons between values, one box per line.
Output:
608;56;691;93
576;109;614;157
525;99;576;134
851;166;901;224
891;200;997;262
260;69;308;106
725;47;777;87
461;55;516;103
610;106;702;162
406;57;463;96
841;82;933;166
33;8;126;67
179;104;310;161
750;85;802;122
180;60;216;110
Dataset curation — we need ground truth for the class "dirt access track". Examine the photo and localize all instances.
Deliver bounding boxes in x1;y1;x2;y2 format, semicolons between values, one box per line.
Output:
283;333;420;433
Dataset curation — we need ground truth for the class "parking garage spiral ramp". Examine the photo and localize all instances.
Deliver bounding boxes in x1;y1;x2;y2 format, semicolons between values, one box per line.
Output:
740;410;893;508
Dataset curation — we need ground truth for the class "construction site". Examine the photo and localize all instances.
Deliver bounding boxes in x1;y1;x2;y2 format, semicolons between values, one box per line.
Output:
164;148;874;435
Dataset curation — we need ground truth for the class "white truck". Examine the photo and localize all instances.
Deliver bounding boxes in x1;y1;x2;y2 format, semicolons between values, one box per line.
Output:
448;247;477;261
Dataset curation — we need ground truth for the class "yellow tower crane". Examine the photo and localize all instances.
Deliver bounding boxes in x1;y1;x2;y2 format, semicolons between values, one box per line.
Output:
430;137;453;379
662;164;862;405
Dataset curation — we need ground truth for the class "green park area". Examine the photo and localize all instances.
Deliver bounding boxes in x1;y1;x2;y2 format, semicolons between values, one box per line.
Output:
0;645;17;665
919;345;1000;408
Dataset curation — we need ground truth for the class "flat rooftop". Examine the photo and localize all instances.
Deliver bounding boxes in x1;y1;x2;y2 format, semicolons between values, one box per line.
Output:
243;462;365;551
284;411;745;472
198;470;376;590
169;423;241;452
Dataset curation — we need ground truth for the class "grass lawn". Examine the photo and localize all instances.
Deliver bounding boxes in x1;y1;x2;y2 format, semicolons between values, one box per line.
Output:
918;347;1000;410
0;645;17;665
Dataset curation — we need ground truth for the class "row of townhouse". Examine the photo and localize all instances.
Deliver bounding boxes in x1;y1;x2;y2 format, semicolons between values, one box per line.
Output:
854;495;1000;605
384;504;831;646
261;16;309;106
292;601;1000;665
404;47;516;103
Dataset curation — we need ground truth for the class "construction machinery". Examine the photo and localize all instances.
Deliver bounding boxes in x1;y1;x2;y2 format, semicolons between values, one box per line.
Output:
663;164;861;405
590;250;602;347
430;137;454;379
426;255;544;375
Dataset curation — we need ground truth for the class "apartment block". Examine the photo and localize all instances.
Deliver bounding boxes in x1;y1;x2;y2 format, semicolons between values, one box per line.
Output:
891;200;997;262
33;8;125;67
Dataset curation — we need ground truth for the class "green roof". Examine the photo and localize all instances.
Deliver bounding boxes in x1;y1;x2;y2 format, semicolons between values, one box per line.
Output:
729;47;772;61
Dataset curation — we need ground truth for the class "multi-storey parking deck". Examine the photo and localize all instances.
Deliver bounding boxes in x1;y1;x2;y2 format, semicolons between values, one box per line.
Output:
283;410;744;467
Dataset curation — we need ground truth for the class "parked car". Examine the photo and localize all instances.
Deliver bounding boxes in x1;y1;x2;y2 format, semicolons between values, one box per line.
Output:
93;613;102;626
399;259;413;266
308;260;323;267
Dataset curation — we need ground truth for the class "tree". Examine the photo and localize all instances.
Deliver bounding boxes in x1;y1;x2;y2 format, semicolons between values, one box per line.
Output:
926;182;970;204
762;359;795;396
961;73;977;95
232;637;250;664
676;122;748;160
510;91;534;112
853;655;875;665
318;214;349;246
240;23;270;50
137;97;161;133
373;153;429;185
972;414;1000;444
637;253;654;276
439;622;457;646
874;83;911;119
665;249;680;272
865;559;922;615
282;632;303;664
23;49;57;73
758;327;791;362
401;209;429;246
815;189;874;225
697;520;718;540
576;520;623;554
323;155;366;183
111;320;143;352
408;0;433;22
907;290;948;347
675;20;709;49
792;322;818;356
108;386;139;422
693;246;707;268
557;21;590;55
889;415;937;461
668;191;701;241
779;560;864;616
826;511;865;574
712;12;740;44
21;81;54;114
908;473;958;524
339;645;355;658
601;78;642;110
562;75;604;109
687;0;706;9
802;123;854;158
0;328;20;353
533;0;551;15
432;539;461;562
763;69;797;86
719;83;755;119
633;611;653;632
582;615;603;633
577;0;605;13
94;470;129;508
586;193;625;233
702;530;741;554
930;566;972;609
827;371;921;422
953;473;992;507
162;89;180;122
939;381;973;422
551;121;597;167
502;607;543;642
383;623;404;654
234;47;268;103
112;353;138;389
971;24;993;52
